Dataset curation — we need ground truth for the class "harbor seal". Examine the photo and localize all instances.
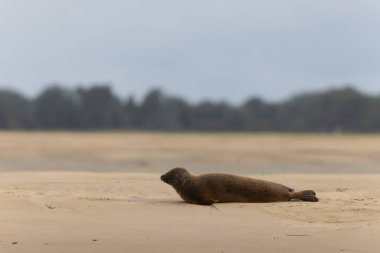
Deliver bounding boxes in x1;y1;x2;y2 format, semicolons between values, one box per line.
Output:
161;168;318;205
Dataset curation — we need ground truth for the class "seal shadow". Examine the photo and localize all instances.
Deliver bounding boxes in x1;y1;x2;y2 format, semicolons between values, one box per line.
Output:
125;197;186;205
76;196;183;204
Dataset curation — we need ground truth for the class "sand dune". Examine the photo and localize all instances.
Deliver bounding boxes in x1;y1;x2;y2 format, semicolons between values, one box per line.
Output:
0;172;379;253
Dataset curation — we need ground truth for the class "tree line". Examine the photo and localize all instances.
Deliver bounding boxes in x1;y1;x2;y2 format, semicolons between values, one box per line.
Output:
0;85;379;132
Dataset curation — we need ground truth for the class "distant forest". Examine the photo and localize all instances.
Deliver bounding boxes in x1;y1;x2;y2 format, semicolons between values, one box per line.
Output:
0;85;380;132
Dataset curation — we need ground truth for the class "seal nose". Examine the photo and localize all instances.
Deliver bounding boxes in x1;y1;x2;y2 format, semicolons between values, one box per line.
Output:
161;174;169;183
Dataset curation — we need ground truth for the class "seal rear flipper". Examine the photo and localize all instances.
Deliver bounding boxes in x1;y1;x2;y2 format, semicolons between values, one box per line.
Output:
290;190;318;202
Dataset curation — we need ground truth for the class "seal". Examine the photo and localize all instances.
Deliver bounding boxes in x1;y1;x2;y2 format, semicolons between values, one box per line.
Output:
161;168;318;205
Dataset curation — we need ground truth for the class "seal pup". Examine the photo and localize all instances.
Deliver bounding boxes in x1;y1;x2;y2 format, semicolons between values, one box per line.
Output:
161;168;318;205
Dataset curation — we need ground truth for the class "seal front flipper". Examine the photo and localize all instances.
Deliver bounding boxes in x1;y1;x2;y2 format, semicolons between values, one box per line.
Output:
197;199;214;205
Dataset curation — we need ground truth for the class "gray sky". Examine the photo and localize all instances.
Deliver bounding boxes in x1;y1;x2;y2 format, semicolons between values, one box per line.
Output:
0;0;379;103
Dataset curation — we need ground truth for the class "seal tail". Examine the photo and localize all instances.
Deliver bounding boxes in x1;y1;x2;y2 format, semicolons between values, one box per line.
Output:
289;190;319;202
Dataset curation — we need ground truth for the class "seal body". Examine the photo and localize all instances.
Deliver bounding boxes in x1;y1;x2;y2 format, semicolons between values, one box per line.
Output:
161;168;318;205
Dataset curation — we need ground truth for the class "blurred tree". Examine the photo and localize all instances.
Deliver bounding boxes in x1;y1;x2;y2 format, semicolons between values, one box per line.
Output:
0;84;379;132
277;87;370;132
0;90;33;129
34;86;80;129
362;96;380;131
241;97;277;131
189;101;235;131
136;88;163;129
77;85;124;129
161;96;190;130
123;96;138;129
137;88;189;130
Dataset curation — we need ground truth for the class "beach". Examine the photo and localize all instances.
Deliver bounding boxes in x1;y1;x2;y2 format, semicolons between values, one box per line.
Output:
0;132;379;252
0;172;379;253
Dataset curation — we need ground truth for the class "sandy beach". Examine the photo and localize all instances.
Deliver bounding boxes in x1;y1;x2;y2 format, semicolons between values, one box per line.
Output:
0;132;379;252
0;172;379;253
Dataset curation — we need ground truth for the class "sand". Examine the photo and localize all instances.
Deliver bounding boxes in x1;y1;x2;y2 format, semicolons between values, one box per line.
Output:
1;132;380;173
0;172;379;253
0;132;379;252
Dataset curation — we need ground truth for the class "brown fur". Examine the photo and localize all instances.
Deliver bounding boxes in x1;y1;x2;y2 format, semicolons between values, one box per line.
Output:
161;168;318;205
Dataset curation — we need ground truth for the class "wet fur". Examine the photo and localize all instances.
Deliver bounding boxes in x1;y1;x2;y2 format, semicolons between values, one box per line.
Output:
161;168;318;205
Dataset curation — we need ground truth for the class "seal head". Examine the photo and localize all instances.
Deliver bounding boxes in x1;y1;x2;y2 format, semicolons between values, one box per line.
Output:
160;167;189;187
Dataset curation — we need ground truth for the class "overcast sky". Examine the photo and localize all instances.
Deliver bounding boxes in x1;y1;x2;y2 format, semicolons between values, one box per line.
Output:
0;0;379;103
